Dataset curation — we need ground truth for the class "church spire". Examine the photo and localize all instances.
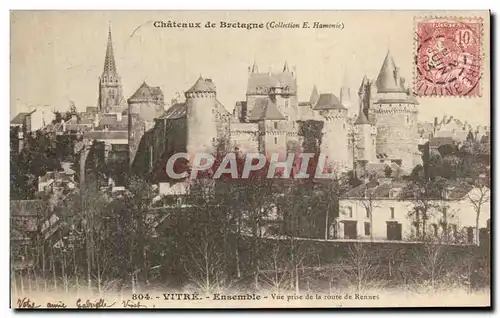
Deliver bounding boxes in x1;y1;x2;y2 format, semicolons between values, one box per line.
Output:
251;61;259;73
283;61;290;72
103;25;117;74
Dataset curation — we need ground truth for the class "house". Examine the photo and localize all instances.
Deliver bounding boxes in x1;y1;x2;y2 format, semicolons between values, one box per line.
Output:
338;180;490;244
10;108;55;133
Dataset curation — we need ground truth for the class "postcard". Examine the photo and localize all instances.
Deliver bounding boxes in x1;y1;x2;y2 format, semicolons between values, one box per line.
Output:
10;10;491;309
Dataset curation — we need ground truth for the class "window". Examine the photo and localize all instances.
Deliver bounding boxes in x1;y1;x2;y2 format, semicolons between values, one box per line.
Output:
451;224;458;238
274;122;278;129
386;221;402;240
347;207;353;218
390;207;395;219
344;220;357;239
364;222;371;236
274;137;278;145
432;223;438;236
285;100;289;108
365;207;370;218
467;227;474;244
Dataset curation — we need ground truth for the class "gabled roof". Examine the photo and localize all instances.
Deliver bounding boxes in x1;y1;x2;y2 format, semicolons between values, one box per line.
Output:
247;71;297;95
248;98;286;121
128;82;164;102
186;77;216;93
162;102;187;120
313;93;346;111
10;112;29;125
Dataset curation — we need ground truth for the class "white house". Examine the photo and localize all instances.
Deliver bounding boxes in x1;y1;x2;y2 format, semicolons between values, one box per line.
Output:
338;179;490;245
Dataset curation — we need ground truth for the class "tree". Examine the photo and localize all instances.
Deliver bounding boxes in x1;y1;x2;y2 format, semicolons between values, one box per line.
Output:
384;165;392;178
340;242;381;292
359;184;377;242
466;181;490;245
400;168;447;241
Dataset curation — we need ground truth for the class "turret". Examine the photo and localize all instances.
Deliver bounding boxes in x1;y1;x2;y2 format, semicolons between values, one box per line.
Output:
127;81;164;166
313;93;349;175
185;76;218;158
371;50;420;173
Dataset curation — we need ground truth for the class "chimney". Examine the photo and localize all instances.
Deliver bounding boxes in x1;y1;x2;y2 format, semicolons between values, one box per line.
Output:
394;67;400;85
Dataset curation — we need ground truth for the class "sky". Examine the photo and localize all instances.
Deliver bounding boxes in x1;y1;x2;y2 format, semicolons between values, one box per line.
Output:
10;10;490;125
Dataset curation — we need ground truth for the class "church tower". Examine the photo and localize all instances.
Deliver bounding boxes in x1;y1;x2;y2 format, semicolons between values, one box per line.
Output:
98;26;123;113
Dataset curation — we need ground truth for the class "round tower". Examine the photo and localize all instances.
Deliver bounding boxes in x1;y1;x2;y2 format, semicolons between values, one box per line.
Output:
354;108;375;162
371;51;420;172
185;77;218;158
316;93;349;175
127;81;165;167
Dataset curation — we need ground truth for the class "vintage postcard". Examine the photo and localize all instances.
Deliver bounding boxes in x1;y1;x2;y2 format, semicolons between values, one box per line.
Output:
10;10;491;309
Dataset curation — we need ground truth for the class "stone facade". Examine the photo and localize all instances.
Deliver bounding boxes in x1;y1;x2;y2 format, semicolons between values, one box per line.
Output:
356;51;422;174
127;81;165;167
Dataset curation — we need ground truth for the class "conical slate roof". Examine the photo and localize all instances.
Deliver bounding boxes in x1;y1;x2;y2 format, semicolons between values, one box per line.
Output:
354;109;370;125
248;98;286;121
308;85;319;106
283;61;290;72
358;75;369;95
186;77;216;93
251;61;259;73
376;50;404;93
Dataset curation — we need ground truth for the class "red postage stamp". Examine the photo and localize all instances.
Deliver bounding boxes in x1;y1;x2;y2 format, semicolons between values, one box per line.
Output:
415;17;483;97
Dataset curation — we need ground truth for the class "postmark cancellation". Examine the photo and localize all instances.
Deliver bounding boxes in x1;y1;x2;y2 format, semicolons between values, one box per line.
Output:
414;17;483;98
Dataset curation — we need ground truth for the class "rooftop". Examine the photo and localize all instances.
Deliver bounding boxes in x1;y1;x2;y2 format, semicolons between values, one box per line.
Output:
248;97;286;121
186;77;216;93
313;93;346;111
375;50;407;94
128;81;164;102
247;66;297;95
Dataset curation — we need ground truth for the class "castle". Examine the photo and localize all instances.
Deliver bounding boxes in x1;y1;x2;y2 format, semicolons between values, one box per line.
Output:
75;27;423;188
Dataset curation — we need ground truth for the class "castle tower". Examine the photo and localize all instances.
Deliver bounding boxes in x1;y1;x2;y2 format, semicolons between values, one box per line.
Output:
314;93;349;174
127;81;164;166
340;71;353;117
98;26;123;113
354;108;375;163
358;75;371;120
371;50;420;172
185;77;218;158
